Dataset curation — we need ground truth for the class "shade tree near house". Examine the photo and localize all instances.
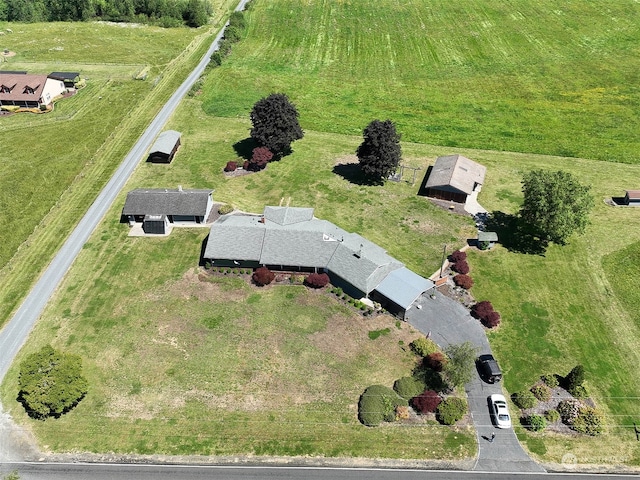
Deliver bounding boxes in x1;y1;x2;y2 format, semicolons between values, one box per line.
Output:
249;93;304;157
356;119;402;183
18;345;88;419
520;169;593;245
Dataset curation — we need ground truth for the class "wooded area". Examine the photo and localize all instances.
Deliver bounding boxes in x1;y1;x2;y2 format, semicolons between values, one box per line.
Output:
0;0;212;26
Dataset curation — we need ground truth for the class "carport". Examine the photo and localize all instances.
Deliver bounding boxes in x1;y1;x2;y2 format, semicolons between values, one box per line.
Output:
372;267;434;319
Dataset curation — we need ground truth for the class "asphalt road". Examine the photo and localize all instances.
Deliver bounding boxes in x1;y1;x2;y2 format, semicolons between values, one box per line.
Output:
0;0;251;463
0;463;638;480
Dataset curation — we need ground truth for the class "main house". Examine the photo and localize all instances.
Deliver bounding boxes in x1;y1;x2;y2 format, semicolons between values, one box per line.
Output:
0;72;66;108
423;154;486;204
204;206;434;319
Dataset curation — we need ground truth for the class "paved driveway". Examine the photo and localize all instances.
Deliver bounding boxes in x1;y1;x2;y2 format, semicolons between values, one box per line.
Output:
408;291;545;473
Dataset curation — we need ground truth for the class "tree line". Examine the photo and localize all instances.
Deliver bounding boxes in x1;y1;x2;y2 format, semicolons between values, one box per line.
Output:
0;0;212;27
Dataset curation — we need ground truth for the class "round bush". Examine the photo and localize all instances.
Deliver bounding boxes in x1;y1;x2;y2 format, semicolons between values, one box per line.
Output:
451;259;470;275
436;397;467;425
481;310;501;328
541;373;559;388
358;385;407;427
424;352;447;372
410;337;439;357
224;161;238;172
471;300;494;319
572;406;604;436
449;250;467;263
453;274;473;289
304;272;330;288
393;376;427;400
524;414;547;432
557;398;582;425
513;390;537;409
569;384;589;399
411;390;442;414
252;267;275;286
545;409;560;423
530;383;552;402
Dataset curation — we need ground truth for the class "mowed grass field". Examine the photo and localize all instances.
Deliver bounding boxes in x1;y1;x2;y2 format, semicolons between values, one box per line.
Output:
0;1;238;326
203;0;640;163
2;0;640;467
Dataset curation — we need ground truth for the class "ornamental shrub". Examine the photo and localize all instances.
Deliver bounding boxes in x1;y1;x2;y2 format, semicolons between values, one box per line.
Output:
481;310;501;328
564;365;585;391
557;398;582;425
252;267;275;286
411;390;442;414
224;25;241;43
449;250;467;263
541;373;559;388
243;160;250;170
471;300;494;319
436;397;467;425
393;376;427;400
210;51;223;67
530;383;552;402
249;146;273;171
451;259;470;274
453;274;473;289
410;337;439;357
572;406;604;436
358;385;407;426
570;384;589;399
424;352;447;372
545;409;560;423
224;161;237;172
513;390;537;409
304;272;330;288
524;414;547;432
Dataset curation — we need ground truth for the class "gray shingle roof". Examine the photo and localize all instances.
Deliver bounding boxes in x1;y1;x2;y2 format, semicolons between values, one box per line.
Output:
204;207;422;296
425;154;486;195
150;130;181;155
122;188;212;216
374;267;434;309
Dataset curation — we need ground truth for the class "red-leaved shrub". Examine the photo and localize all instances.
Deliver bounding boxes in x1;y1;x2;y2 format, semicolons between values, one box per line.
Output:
451;259;469;274
304;272;330;288
411;390;442;414
252;267;275;286
249;147;273;171
453;274;473;289
482;311;501;328
243;160;249;170
224;161;238;172
449;250;467;263
472;301;501;329
424;352;447;372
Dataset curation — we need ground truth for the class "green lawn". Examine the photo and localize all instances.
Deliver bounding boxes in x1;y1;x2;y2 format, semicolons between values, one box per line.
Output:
202;0;640;164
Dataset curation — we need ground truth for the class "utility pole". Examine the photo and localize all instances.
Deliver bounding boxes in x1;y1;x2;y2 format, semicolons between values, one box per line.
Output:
439;244;447;278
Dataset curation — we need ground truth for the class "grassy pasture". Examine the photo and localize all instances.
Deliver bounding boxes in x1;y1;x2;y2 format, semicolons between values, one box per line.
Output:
202;0;640;163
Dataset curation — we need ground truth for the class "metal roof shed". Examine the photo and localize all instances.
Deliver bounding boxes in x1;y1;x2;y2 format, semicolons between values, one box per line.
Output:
147;130;181;163
374;267;434;311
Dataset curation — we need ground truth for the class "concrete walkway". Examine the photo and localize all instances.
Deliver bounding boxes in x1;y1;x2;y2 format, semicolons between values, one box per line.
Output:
407;291;545;473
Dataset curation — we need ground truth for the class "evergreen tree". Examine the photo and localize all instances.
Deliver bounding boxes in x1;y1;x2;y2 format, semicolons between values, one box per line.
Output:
250;93;304;157
356;119;402;183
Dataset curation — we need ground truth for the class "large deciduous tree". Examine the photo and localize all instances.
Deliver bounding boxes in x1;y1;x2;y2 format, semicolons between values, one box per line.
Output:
442;341;478;389
520;170;593;245
356;119;402;183
250;93;304;157
18;345;88;419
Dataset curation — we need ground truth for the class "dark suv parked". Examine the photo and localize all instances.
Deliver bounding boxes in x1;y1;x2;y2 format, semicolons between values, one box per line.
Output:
477;354;502;383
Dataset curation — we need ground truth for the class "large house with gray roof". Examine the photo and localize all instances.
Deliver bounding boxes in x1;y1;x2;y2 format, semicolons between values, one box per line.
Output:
424;154;486;204
204;206;434;318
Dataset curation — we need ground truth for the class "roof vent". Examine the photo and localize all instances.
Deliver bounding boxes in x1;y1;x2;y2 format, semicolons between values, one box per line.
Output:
354;243;364;258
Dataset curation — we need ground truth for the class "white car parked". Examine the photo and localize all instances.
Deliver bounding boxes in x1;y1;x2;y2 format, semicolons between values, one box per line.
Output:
489;394;512;429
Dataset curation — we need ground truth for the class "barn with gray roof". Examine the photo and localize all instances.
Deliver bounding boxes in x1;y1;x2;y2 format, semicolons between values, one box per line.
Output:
204;206;434;318
424;154;486;204
147;130;181;163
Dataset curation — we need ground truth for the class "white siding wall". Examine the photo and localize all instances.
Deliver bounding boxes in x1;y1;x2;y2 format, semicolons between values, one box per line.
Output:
41;79;65;105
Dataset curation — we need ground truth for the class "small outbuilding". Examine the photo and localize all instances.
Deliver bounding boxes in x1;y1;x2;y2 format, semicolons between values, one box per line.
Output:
624;190;640;206
147;130;181;163
423;154;486;204
477;230;498;250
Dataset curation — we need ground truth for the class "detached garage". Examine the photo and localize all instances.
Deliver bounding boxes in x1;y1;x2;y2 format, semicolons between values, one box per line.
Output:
424;154;486;204
147;130;181;163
